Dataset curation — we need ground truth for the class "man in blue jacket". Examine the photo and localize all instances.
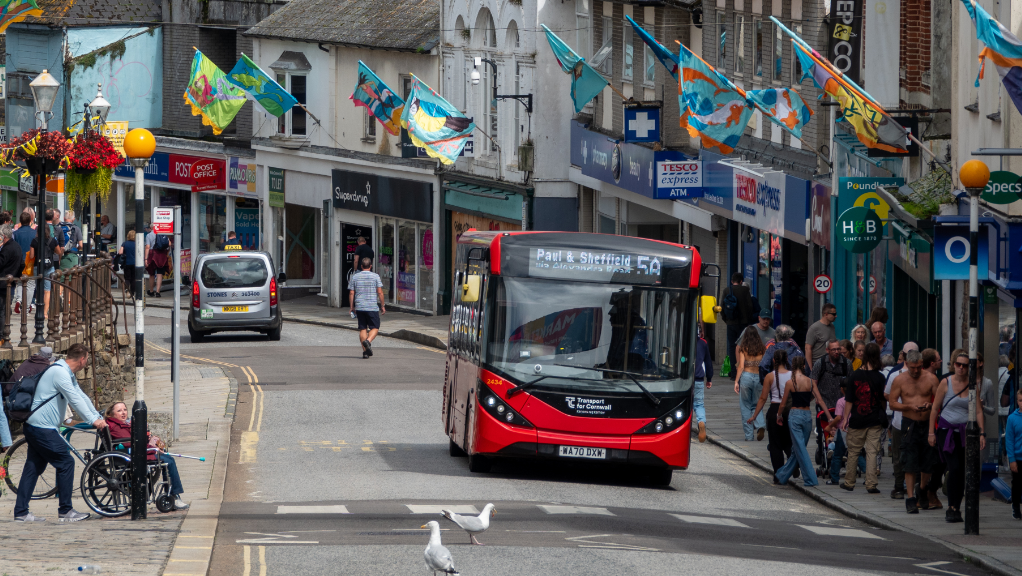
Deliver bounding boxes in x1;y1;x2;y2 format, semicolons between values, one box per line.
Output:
1006;389;1022;520
14;343;107;523
694;325;714;443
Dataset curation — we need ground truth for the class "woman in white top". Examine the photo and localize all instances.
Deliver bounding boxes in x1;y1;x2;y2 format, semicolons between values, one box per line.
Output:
748;349;793;478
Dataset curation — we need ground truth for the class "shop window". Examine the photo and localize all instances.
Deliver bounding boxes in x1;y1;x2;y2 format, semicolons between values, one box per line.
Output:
198;193;227;253
285;203;317;282
235;197;260;251
398;222;417;307
420;223;434;310
379;218;395;302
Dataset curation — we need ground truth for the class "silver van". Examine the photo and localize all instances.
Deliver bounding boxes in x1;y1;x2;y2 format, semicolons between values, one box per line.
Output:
187;250;285;342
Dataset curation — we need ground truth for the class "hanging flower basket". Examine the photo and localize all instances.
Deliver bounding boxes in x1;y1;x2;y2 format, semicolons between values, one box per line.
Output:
9;129;73;167
64;131;124;208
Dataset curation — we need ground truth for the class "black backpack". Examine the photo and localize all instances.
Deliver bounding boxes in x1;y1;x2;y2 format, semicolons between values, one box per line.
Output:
721;287;739;322
3;365;60;423
154;234;170;251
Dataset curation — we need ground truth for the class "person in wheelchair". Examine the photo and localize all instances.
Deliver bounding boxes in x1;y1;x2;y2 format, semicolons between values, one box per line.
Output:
104;402;189;511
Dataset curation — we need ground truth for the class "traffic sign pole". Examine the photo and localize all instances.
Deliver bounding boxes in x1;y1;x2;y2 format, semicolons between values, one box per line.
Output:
172;206;181;441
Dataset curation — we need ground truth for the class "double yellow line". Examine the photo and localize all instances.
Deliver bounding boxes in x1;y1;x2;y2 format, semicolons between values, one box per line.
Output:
243;544;267;576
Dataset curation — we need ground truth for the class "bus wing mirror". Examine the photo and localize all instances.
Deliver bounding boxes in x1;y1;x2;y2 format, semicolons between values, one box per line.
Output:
462;274;481;303
700;295;719;324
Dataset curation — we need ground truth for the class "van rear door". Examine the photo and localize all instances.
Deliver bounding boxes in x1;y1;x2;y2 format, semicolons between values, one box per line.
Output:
198;256;271;319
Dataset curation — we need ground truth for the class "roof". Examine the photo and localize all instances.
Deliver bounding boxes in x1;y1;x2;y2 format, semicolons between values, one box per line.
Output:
245;0;439;53
19;0;160;27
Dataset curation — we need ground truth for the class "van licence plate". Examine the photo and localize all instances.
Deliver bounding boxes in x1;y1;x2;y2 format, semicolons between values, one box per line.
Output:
222;306;249;313
558;446;606;459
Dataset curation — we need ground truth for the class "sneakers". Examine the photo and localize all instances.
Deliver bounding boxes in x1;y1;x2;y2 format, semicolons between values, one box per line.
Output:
697;422;707;443
866;487;881;494
14;513;45;522
917;491;930;510
58;509;91;523
361;340;369;359
946;507;963;523
154;291;162;298
13;301;20;315
890;488;905;500
906;497;919;514
756;428;765;441
1012;507;1021;520
840;483;854;492
27;304;35;315
174;498;189;510
364;339;373;357
825;479;840;485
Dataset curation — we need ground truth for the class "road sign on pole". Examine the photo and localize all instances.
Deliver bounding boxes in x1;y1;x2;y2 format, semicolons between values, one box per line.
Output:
172;205;181;441
153;207;174;234
813;274;832;294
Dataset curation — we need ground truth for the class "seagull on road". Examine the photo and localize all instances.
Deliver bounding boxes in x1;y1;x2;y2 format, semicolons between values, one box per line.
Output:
422;520;459;576
441;503;496;545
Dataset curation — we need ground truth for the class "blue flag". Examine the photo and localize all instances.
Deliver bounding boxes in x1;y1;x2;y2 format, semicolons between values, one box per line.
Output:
626;16;680;80
745;88;813;139
542;24;610;113
677;43;754;154
226;53;298;117
400;74;475;165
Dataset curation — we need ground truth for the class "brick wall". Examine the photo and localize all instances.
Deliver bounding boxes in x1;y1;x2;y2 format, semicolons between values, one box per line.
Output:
900;0;931;102
162;27;248;137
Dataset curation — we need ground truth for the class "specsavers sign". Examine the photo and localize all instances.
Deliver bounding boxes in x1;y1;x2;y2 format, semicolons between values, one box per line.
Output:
732;170;785;236
981;171;1022;205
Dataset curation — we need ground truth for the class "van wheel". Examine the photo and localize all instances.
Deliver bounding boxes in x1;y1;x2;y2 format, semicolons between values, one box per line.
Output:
188;328;204;343
267;326;282;341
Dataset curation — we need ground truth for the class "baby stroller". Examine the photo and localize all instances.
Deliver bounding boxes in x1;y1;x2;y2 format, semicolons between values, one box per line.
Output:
815;406;838;478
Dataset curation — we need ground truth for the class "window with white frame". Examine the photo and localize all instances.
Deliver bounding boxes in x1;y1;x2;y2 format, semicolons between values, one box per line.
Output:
735;15;745;75
773;24;783;83
754;19;764;77
363;107;376;142
274;72;307;136
717;11;727;68
623;23;633;80
599;16;613;75
791;22;803;82
576;0;590;58
643;25;656;84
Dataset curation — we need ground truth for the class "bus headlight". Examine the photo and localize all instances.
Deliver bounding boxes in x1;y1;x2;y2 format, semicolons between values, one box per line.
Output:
476;382;534;428
634;399;689;435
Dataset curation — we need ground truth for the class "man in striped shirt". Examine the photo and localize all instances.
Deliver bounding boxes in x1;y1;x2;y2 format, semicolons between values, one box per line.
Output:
349;257;386;359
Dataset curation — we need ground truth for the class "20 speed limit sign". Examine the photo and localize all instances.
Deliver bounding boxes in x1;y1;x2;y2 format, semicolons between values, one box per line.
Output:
814;274;832;294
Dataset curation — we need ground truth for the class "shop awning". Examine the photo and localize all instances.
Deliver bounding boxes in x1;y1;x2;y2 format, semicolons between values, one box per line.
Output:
443;181;523;222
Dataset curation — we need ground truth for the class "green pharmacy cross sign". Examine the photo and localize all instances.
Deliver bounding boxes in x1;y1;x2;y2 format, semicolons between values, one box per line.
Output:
981;171;1022;205
836;206;883;253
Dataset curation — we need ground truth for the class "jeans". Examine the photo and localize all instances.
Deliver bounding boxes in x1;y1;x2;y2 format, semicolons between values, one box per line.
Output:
693;380;706;424
767;403;792;473
159;453;185;496
829;429;867;484
844;426;883;490
776;409;819;486
938;428;966;509
891;425;905;490
738;372;764;440
726;324;744;378
1012;469;1022;513
41;266;55;292
14;277;35;306
15;424;76;516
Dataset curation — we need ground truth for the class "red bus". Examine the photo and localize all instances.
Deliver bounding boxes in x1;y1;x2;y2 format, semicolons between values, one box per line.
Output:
443;231;708;485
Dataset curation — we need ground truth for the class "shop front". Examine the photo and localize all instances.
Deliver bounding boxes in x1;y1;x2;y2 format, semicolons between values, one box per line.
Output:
332;169;436;313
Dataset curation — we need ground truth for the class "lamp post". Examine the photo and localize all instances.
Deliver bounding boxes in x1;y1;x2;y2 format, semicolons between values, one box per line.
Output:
123;128;155;520
959;159;990;536
86;84;111;257
28;70;59;345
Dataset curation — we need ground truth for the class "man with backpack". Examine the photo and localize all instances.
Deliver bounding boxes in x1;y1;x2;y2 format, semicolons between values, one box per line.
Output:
722;273;757;378
11;343;107;522
59;210;83;270
145;223;171;297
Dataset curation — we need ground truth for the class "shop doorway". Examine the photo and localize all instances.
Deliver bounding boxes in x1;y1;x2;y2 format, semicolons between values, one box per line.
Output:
340;223;372;307
285;204;319;285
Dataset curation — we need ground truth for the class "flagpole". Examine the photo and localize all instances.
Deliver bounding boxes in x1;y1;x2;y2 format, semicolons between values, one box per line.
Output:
769;17;948;170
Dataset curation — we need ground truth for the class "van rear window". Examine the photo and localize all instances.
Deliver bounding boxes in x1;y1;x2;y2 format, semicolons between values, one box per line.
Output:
200;258;268;289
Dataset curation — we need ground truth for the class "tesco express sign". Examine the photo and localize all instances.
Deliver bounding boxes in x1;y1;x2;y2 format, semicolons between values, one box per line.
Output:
655;160;703;199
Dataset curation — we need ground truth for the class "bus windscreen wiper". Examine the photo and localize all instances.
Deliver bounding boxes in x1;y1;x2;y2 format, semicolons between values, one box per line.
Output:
506;376;551;398
506;373;609;398
550;364;661;406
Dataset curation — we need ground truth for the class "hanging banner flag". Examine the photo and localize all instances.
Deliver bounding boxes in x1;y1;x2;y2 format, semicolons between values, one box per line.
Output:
351;61;405;136
400;74;474;165
626;16;680;79
962;0;1022;116
184;50;246;135
745;88;813;138
827;0;863;85
677;42;754;155
227;53;298;117
0;0;42;35
542;24;610;113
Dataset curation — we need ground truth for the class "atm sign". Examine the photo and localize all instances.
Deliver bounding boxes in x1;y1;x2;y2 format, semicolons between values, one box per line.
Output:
655;160;702;199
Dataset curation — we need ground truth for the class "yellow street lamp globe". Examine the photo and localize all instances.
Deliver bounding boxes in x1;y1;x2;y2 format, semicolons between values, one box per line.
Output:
960;160;991;189
123;128;156;159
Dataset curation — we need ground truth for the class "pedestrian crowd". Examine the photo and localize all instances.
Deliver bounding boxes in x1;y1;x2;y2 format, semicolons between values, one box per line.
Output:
718;272;1022;523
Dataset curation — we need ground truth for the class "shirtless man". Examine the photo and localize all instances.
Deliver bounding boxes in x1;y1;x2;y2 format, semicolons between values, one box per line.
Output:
888;349;939;514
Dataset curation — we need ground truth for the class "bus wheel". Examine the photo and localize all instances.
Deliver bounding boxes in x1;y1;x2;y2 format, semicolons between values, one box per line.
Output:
449;439;467;457
649;468;673;486
468;453;491;473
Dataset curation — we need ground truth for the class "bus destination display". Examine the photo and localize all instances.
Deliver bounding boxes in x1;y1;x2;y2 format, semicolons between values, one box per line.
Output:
529;247;673;284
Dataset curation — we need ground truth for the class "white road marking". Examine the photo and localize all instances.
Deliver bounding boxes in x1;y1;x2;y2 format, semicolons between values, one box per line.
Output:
406;504;479;514
796;525;885;540
670;514;750;528
276;505;350;514
566;534;659;551
915;561;970;576
743;544;800;551
538;505;615;515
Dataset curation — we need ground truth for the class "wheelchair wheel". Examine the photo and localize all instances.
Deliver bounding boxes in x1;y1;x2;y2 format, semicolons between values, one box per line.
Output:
80;452;132;518
156;493;175;513
3;437;59;499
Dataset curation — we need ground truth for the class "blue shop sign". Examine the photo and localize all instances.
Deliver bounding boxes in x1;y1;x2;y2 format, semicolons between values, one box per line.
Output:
934;225;989;281
624;107;660;143
571;121;686;199
114;151;170;182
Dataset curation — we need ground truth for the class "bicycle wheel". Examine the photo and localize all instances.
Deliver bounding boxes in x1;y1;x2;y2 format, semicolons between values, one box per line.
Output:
80;452;132;518
2;437;59;499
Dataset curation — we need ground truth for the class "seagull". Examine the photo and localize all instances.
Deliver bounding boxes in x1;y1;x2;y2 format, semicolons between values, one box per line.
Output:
441;503;496;545
422;520;459;576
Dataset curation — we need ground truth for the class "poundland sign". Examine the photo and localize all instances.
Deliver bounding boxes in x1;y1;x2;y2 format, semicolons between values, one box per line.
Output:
836;206;882;253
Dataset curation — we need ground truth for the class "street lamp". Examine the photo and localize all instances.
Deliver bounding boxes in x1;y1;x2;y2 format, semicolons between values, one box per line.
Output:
88;83;111;127
87;84;112;255
123;127;155;520
28;70;59;345
959;159;990;536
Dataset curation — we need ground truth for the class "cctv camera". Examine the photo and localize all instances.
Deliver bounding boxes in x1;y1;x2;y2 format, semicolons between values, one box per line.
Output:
471;69;481;85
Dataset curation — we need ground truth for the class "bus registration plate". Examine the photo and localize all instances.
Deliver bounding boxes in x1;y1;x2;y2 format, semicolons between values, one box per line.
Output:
558;446;606;459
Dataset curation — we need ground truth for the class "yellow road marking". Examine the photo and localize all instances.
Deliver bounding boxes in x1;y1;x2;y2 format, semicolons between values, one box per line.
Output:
416;345;446;355
243;545;251;576
259;545;267;576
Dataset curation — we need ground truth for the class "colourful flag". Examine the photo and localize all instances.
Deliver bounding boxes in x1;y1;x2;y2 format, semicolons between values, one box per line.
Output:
745;88;813;138
962;0;1022;114
793;44;908;153
227;53;298;117
0;0;42;35
677;43;754;154
184;50;246;135
541;24;610;113
350;61;405;136
400;75;474;165
626;16;680;79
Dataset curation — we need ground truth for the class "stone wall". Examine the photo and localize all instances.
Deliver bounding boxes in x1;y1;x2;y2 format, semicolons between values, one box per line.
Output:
77;329;136;414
